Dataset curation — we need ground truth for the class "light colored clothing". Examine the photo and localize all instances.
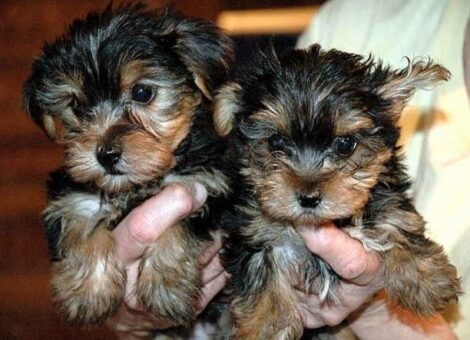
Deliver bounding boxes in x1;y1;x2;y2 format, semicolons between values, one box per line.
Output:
298;0;470;337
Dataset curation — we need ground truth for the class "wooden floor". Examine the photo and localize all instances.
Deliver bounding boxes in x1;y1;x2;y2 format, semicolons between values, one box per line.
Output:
0;1;220;338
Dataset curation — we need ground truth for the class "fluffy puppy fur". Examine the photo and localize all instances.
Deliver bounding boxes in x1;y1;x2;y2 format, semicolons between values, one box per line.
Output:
22;4;233;326
215;45;460;339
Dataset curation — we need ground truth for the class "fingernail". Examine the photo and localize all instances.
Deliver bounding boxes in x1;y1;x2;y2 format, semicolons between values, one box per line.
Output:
193;182;208;207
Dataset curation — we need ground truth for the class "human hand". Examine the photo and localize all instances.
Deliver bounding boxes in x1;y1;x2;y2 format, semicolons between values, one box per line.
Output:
295;223;383;328
106;183;229;339
296;223;456;339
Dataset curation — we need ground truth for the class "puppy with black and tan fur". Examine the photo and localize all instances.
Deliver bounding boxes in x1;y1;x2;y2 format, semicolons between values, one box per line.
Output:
22;4;233;326
215;45;460;339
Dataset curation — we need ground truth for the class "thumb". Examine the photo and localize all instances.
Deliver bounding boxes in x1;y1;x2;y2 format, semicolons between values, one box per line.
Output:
113;182;207;267
298;224;382;285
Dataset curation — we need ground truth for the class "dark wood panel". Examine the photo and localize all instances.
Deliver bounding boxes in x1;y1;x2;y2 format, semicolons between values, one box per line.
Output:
223;0;326;10
0;146;61;183
0;273;113;339
0;222;49;273
0;182;47;217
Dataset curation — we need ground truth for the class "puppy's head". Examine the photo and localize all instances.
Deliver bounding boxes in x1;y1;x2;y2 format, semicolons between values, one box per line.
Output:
23;4;233;192
215;45;449;224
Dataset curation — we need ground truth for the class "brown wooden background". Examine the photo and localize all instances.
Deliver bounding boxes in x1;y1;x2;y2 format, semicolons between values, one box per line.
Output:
0;0;321;338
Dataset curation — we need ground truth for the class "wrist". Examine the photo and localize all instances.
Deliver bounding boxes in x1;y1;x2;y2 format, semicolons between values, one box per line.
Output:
346;290;389;334
347;291;456;340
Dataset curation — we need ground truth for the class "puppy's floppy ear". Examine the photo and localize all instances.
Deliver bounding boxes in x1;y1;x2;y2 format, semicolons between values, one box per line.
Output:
213;47;281;137
159;10;234;100
378;59;450;122
22;76;56;139
213;81;243;137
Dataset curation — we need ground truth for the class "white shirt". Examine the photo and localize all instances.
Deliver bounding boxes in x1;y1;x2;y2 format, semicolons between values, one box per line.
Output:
298;0;470;337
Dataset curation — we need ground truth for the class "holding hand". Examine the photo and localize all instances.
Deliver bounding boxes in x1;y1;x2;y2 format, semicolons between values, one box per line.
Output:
296;223;456;339
107;183;229;338
295;223;383;328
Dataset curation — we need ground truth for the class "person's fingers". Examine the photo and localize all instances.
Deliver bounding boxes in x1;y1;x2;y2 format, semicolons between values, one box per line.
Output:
201;254;224;284
107;303;174;335
298;224;381;285
199;231;223;266
122;261;141;309
113;182;207;267
197;271;230;313
294;290;325;329
295;290;352;328
295;284;378;329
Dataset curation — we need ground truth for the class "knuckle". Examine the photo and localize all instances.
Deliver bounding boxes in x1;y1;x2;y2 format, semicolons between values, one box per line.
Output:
341;257;367;280
126;210;158;244
166;183;195;214
315;229;333;251
321;311;347;327
340;250;368;280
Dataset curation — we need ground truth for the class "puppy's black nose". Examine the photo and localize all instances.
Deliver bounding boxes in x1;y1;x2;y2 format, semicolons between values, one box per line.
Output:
297;194;321;209
96;144;122;170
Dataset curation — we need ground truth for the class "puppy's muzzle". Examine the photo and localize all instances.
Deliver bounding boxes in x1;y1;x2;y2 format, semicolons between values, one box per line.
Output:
96;123;138;174
97;143;122;171
297;193;321;209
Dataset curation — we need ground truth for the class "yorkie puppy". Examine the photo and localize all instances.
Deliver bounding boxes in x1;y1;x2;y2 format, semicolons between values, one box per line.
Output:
22;4;233;326
214;45;460;339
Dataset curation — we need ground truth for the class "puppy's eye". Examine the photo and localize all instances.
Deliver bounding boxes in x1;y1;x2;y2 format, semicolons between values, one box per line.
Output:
131;84;155;103
67;96;85;119
268;134;287;152
334;136;357;156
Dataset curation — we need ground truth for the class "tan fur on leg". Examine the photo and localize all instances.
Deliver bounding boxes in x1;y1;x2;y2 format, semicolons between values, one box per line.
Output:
52;221;126;325
137;223;203;325
384;243;460;316
233;280;303;340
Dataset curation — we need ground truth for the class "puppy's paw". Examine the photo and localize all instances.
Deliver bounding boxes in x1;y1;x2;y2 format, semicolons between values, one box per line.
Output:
385;244;461;315
137;244;201;325
233;292;303;340
52;229;126;325
235;323;303;340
